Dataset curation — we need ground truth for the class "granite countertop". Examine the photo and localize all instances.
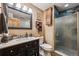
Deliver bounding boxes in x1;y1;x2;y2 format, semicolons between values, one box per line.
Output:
0;37;39;49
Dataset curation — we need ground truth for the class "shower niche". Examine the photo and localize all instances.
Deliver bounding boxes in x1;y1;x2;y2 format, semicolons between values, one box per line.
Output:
55;13;79;56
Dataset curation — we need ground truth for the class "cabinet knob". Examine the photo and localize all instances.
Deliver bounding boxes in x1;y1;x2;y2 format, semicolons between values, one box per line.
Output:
25;45;29;47
10;50;13;53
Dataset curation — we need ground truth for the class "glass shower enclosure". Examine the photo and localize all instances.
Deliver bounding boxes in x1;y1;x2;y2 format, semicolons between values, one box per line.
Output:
55;13;79;56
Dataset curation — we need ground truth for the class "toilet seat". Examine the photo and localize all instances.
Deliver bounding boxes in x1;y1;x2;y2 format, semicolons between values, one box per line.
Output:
40;43;53;51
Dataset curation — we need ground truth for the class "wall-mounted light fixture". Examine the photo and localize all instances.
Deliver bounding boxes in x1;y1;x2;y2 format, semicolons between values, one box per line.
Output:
65;3;69;7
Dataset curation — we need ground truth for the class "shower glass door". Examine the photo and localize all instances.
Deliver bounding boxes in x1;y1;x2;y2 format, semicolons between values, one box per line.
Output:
55;14;78;56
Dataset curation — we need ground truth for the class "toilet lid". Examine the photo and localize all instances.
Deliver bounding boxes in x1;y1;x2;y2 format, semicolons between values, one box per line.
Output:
40;43;52;49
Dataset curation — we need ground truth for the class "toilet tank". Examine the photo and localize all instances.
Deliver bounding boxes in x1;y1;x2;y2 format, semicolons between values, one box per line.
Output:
39;36;44;45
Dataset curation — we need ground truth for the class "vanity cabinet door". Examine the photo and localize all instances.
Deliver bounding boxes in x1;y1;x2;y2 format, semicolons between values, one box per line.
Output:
0;47;19;56
25;40;39;56
17;44;29;56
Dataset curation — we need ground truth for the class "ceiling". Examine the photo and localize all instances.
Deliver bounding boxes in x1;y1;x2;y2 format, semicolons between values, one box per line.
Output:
54;3;79;11
32;3;53;11
32;3;79;11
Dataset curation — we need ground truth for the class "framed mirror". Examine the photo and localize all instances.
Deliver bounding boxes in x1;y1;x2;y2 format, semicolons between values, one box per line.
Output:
7;3;32;29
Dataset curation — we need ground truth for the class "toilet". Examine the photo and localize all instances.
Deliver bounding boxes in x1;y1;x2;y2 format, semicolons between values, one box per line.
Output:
39;36;53;56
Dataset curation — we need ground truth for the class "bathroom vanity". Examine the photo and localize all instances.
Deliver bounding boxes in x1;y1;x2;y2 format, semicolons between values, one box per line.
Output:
0;37;39;56
0;4;39;56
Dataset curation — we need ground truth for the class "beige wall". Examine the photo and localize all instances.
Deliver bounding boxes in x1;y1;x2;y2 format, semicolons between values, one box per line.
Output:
43;6;55;50
0;3;1;7
0;3;1;13
8;3;43;36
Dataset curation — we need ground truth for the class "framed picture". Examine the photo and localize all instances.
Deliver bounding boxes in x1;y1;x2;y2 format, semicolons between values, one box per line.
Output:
45;7;52;26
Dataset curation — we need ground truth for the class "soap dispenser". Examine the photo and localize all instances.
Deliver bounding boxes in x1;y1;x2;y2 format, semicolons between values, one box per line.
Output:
25;32;28;37
1;33;9;43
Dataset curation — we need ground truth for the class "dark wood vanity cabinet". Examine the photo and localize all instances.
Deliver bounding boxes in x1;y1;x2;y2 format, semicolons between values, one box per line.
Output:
0;40;39;56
